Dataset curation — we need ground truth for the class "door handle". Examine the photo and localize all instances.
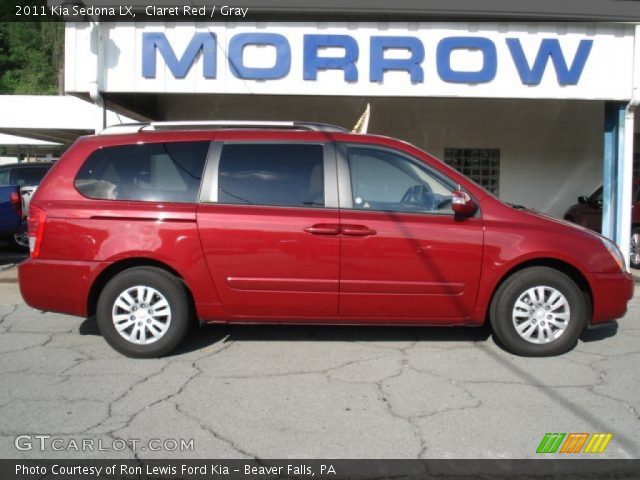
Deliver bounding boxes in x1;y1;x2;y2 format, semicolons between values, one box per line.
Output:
304;224;341;235
341;224;377;236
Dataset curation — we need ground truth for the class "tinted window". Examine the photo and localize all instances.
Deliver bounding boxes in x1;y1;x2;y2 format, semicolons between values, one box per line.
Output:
218;144;324;208
348;147;453;214
75;141;209;203
14;166;50;186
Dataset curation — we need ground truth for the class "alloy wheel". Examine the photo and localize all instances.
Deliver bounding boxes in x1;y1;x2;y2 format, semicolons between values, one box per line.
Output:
631;232;640;268
512;286;570;344
111;286;172;345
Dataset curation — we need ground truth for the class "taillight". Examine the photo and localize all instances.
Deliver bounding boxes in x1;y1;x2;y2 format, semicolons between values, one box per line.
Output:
10;191;22;218
27;205;46;258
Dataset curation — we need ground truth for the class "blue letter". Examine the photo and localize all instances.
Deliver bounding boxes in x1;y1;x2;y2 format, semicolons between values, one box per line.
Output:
506;38;593;85
436;37;497;83
142;32;216;79
370;36;424;83
303;35;358;81
229;33;291;80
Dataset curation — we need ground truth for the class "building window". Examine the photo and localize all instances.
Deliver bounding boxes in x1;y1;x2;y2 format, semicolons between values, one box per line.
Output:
444;148;500;196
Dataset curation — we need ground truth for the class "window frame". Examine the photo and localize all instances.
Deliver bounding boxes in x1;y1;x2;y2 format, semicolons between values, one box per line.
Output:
337;142;467;217
199;141;339;209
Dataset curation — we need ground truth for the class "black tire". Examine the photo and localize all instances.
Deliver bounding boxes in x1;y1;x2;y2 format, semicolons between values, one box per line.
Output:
630;227;640;269
96;267;192;358
489;267;586;357
6;232;29;252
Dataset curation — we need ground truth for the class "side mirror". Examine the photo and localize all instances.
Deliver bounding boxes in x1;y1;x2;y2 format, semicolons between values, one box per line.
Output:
452;190;477;218
578;196;588;204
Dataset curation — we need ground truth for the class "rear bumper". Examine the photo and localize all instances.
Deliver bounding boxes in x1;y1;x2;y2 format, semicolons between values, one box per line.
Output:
18;258;103;317
590;271;634;325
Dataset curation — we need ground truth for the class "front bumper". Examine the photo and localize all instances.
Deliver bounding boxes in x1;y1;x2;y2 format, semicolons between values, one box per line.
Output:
590;271;634;324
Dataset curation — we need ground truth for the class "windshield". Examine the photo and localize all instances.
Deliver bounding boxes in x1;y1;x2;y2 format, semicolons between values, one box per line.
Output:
588;187;603;205
587;185;640;205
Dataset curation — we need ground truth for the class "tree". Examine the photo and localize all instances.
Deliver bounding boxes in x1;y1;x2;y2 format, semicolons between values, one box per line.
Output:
0;21;64;94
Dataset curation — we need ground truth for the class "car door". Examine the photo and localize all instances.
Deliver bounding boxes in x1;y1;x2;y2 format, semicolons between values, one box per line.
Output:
197;140;340;319
337;144;484;323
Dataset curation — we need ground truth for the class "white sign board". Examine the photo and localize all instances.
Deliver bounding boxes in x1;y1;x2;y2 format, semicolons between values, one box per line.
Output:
65;22;635;100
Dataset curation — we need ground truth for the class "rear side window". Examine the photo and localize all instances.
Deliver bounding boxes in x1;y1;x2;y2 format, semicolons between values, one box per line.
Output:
218;144;324;208
14;166;50;186
75;141;209;203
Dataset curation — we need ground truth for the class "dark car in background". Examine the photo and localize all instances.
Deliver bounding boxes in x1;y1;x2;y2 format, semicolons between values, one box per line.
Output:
563;180;640;269
0;162;53;250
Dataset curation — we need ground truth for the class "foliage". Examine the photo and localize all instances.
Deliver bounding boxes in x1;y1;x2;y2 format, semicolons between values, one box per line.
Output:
0;21;64;94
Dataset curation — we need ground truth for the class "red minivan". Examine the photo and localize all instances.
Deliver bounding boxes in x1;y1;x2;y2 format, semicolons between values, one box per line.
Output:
18;122;634;358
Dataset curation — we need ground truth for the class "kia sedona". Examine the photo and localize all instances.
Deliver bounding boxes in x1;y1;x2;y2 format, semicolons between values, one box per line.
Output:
18;121;633;358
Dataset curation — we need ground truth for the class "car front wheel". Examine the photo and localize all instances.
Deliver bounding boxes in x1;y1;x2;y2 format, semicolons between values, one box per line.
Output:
630;227;640;269
96;267;192;358
489;267;587;356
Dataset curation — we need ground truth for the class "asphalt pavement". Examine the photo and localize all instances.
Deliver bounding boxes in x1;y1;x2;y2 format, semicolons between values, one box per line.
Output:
0;247;638;459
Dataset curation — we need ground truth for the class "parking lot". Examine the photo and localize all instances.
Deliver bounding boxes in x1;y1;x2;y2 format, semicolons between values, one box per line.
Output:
0;245;638;460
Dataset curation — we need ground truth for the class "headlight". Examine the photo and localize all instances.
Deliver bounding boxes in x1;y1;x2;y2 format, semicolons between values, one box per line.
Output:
599;236;629;273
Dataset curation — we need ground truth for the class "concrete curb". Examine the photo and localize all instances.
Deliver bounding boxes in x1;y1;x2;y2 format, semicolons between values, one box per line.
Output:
0;266;18;283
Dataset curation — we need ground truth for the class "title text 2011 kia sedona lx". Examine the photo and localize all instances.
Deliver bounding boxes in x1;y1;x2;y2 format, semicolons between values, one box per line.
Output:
18;121;633;357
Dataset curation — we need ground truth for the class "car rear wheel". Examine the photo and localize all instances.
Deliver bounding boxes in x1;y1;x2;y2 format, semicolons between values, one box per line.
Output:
96;267;192;358
489;267;586;356
6;232;29;252
630;227;640;269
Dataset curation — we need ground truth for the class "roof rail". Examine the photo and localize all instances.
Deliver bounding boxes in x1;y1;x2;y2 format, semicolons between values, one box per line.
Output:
98;123;148;135
99;121;348;135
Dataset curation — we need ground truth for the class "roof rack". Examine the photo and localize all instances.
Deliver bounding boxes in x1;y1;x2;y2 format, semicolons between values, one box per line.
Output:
99;121;349;135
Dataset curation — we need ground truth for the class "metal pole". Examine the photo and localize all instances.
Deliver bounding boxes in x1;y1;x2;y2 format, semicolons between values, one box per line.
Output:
602;102;621;243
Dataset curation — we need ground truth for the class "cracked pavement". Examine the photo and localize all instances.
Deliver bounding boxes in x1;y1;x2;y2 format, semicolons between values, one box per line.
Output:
0;277;638;460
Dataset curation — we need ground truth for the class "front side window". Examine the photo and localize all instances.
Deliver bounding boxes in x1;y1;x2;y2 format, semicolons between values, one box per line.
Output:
217;144;324;208
347;146;453;214
75;141;209;203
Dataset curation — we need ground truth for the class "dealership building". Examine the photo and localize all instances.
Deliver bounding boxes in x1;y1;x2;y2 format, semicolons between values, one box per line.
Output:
62;16;640;263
